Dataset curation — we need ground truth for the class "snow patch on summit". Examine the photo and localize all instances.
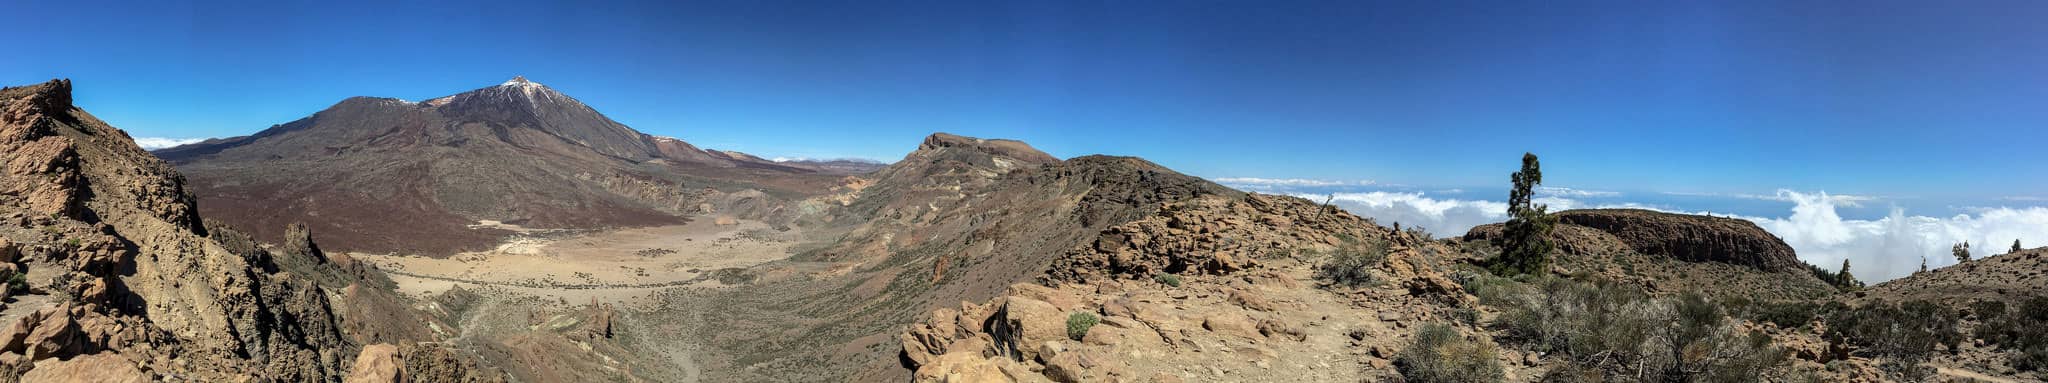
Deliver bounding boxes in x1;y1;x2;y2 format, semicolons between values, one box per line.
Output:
501;76;543;87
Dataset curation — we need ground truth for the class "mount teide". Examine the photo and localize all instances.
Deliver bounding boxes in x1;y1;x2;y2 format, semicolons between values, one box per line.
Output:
160;77;859;255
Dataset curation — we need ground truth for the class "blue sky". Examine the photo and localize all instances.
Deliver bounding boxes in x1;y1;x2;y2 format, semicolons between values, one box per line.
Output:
7;1;2047;202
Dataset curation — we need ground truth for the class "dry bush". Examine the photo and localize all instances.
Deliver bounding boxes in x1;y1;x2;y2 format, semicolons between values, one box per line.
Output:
1396;323;1504;383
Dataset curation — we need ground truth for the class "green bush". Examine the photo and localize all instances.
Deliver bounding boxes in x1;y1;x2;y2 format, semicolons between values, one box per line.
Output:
1153;273;1181;287
1316;238;1387;287
1395;323;1504;383
1066;312;1099;341
1;270;24;293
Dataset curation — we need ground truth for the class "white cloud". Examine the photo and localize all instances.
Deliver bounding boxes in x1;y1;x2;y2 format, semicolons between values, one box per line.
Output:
1538;186;1620;198
1302;186;2046;283
133;137;206;149
1291;191;1510;237
1661;190;1878;207
1740;190;2048;282
1215;177;1375;190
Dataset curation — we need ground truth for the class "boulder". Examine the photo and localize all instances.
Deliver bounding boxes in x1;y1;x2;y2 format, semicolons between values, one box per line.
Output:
1228;290;1276;312
20;352;150;383
345;343;403;383
1200;313;1259;339
1257;317;1306;342
994;297;1066;361
25;305;81;360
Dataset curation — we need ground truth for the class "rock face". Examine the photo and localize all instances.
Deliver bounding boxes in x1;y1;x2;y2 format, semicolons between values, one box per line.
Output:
1051;194;1383;281
1553;209;1802;272
0;79;494;381
157;77;852;256
1467;208;1801;273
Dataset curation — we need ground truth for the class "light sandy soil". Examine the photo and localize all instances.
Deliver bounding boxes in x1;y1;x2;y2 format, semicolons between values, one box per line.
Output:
356;217;797;306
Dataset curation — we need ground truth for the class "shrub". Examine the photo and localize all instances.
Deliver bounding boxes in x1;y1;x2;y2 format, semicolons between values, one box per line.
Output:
1723;298;1823;329
1453;270;1525;307
1494;278;1790;382
1821;300;1959;380
1316;238;1387;287
1489;153;1556;276
1396;323;1504;383
1969;299;2008;320
1976;296;2048;373
1;270;24;294
1405;225;1435;242
1066;312;1099;341
1153;273;1181;287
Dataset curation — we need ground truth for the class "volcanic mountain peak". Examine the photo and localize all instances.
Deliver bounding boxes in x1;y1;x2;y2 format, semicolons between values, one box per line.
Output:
423;75;573;109
502;75;540;86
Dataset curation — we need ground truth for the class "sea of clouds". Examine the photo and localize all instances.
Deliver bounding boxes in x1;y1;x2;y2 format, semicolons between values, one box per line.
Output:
133;137;206;149
1218;178;2048;283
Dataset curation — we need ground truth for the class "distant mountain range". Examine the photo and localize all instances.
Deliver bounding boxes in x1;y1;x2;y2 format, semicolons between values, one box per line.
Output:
158;77;878;255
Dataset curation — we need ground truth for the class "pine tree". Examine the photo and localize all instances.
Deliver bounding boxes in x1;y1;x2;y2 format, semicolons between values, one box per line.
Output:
1954;241;1973;263
1835;259;1863;289
1918;256;1928;274
2015;239;2025;253
1490;153;1557;276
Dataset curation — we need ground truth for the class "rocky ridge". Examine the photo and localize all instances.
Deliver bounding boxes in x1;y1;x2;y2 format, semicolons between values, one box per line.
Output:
0;79;500;382
900;193;1481;382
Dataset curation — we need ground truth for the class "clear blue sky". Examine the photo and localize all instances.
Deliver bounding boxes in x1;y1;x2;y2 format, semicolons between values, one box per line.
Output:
7;1;2046;199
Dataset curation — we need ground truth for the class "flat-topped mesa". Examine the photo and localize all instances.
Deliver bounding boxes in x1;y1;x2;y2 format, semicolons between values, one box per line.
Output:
916;132;1061;165
1468;208;1803;273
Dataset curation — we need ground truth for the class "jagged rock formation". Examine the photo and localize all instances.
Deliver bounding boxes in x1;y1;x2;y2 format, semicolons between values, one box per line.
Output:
158;78;855;255
0;79;497;381
671;133;1244;381
899;193;1476;382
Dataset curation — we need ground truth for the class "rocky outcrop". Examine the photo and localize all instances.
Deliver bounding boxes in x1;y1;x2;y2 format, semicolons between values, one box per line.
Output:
1554;209;1802;272
17;352;151;383
0;79;488;381
345;344;403;383
1051;194;1383;281
900;193;1476;382
919;132;1061;165
1466;208;1802;272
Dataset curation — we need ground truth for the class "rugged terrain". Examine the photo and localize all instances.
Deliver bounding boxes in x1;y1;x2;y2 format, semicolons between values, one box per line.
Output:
0;79;490;381
159;77;857;256
7;77;2042;382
